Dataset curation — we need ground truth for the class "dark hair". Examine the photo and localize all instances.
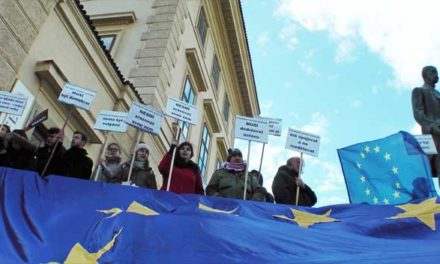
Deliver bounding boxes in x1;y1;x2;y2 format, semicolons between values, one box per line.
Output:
177;141;194;159
250;169;263;186
1;124;10;134
73;131;88;143
107;142;120;151
48;127;60;135
12;129;28;140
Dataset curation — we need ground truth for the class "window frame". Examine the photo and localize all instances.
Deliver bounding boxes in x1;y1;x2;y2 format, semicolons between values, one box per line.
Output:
211;54;220;91
197;123;211;180
99;34;117;52
197;6;208;47
179;76;196;143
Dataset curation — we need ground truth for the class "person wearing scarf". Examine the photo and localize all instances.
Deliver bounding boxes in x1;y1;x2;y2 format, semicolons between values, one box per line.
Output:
159;140;204;195
112;142;157;189
206;148;266;201
97;143;122;182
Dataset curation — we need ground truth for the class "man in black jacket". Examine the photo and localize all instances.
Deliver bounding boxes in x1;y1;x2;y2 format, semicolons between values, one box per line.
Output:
272;157;317;206
33;127;64;177
58;131;93;180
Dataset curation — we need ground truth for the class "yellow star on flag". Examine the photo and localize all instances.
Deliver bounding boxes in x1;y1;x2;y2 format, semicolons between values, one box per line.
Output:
97;208;123;219
198;203;238;214
273;208;340;228
384;153;391;161
126;201;159;216
391;166;399;174
364;146;370;153
388;198;440;231
360;153;366;158
374;145;380;153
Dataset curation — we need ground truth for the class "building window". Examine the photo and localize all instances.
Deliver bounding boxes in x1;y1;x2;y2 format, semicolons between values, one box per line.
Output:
197;6;208;46
223;95;230;123
179;77;196;142
211;55;220;90
99;35;117;51
198;124;211;180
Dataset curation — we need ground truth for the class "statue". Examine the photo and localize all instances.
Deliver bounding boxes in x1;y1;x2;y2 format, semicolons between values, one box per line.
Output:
411;65;440;183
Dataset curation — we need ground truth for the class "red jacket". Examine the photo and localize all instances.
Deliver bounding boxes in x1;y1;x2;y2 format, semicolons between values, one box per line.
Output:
158;152;204;195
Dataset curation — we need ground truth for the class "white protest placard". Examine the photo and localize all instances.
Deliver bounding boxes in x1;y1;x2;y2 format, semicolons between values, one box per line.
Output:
259;116;282;136
165;97;198;125
125;102;164;135
58;83;96;110
0;91;27;116
414;134;438;155
285;128;321;157
234;115;269;143
94;110;128;133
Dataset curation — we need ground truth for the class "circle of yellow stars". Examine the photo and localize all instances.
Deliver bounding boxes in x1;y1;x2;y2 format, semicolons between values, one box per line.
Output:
356;144;402;205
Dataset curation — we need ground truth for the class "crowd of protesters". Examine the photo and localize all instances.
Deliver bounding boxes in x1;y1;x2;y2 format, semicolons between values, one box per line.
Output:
0;125;316;207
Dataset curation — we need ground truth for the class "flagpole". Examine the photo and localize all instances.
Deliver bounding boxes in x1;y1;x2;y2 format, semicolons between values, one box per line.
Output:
166;121;182;191
92;131;109;181
295;152;304;206
126;132;142;185
41;106;73;177
256;143;266;185
243;140;252;200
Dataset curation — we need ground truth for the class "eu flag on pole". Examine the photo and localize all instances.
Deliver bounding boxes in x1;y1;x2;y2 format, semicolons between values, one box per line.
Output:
337;131;437;205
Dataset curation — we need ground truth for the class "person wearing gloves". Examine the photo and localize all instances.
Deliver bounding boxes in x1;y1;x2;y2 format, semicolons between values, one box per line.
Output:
112;142;157;189
158;140;204;195
96;142;122;182
206;148;266;201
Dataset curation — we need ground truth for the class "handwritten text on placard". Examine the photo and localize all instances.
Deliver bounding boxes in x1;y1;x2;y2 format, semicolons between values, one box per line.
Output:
125;102;164;135
234;116;269;143
414;134;438;155
165;97;198;125
0;91;27;116
58;83;96;110
259;116;282;136
94;110;128;133
285;128;321;157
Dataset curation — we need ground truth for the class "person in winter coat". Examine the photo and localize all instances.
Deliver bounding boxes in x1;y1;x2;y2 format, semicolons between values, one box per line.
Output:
249;170;274;203
159;140;204;195
32;127;64;177
112;142;157;189
272;157;317;206
0;124;11;167
3;129;37;170
57;131;93;180
96;142;122;182
206;148;266;201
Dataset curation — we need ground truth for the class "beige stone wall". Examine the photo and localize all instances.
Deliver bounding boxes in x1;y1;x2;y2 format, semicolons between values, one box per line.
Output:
81;0;259;185
0;0;57;91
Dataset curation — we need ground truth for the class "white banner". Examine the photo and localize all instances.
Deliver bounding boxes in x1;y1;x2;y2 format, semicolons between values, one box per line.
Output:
0;91;27;116
58;83;96;110
125;102;164;135
259;116;282;136
94;110;128;133
234;115;269;143
165;97;198;125
285;128;321;157
414;134;438;155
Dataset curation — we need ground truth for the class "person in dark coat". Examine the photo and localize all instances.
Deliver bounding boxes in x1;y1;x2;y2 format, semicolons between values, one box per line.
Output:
249;170;274;203
112;142;156;189
57;131;93;180
2;129;37;170
0;124;11;167
159;140;204;195
412;65;440;184
206;148;266;201
32;127;64;177
272;157;317;206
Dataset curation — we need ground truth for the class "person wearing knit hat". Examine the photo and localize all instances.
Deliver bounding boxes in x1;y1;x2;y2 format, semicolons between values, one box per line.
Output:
206;147;266;201
111;141;157;189
158;139;204;195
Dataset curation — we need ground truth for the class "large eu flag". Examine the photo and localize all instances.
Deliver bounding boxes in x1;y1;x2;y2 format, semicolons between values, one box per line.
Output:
338;131;437;205
1;166;440;263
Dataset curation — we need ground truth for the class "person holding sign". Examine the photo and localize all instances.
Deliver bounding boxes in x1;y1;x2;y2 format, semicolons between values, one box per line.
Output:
32;127;64;177
112;142;157;189
57;131;93;180
3;129;37;170
96;143;122;182
272;157;317;207
412;65;440;183
158;140;204;195
206;148;266;201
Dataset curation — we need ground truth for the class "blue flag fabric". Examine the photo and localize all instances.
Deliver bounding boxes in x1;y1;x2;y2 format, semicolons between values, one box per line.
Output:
1;167;440;263
338;131;438;205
